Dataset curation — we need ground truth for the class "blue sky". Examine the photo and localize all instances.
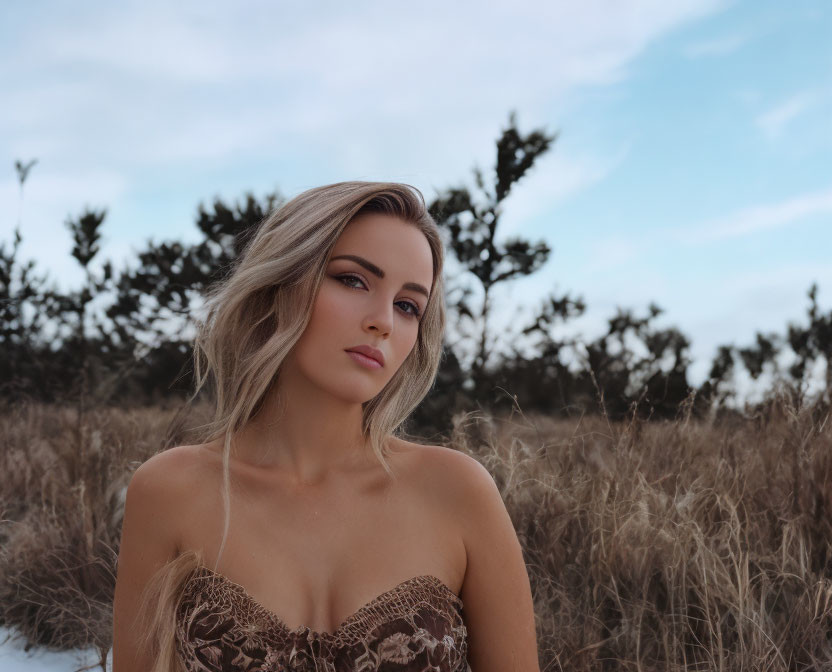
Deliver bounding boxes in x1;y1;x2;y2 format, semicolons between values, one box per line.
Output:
2;0;831;397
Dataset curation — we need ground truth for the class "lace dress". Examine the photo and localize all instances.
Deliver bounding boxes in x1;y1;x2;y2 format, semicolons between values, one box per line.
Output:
174;565;469;671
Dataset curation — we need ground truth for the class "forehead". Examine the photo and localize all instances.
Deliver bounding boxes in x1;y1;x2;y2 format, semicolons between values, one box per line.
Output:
332;212;434;281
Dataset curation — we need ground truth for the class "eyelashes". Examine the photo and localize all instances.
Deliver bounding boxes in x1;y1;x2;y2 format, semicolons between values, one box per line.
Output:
334;273;422;319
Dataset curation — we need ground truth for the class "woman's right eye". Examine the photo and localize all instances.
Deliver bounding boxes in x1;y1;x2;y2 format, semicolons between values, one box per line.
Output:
335;273;365;289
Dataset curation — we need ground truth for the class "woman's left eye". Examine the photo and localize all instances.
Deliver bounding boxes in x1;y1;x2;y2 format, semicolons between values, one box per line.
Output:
398;301;421;318
336;274;421;318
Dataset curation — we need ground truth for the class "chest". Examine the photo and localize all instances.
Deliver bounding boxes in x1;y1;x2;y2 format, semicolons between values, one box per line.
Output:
175;567;470;672
176;450;465;634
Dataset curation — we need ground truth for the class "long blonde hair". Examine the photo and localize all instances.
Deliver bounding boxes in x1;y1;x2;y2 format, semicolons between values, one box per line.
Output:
193;181;446;570
139;182;446;669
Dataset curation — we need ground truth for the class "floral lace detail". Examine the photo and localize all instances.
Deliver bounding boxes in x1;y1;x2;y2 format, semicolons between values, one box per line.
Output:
174;566;469;671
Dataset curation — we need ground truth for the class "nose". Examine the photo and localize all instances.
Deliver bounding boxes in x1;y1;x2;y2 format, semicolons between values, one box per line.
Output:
362;295;393;336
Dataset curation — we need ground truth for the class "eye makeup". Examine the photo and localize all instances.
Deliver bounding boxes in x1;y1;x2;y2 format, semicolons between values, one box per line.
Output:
329;254;430;300
333;273;422;319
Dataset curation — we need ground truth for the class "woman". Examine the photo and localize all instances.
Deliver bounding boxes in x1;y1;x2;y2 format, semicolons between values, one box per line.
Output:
112;181;539;671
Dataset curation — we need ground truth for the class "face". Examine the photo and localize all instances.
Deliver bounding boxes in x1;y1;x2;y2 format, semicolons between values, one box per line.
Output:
283;212;434;404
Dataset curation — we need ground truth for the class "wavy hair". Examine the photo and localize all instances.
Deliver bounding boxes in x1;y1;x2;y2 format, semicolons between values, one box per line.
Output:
193;181;445;569
135;182;446;670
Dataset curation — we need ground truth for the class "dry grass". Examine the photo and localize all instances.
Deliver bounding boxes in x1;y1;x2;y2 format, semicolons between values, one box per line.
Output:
0;400;210;668
1;390;831;671
450;390;832;671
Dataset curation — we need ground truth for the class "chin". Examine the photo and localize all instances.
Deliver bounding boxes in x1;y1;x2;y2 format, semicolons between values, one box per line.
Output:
324;376;387;405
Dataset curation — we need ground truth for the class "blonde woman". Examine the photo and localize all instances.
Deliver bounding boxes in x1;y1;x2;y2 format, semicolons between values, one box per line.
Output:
111;182;539;671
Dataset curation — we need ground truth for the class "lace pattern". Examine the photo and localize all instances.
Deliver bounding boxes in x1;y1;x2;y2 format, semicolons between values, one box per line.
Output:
174;565;469;671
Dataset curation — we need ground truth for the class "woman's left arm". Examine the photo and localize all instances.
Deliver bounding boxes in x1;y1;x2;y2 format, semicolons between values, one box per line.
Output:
448;451;541;672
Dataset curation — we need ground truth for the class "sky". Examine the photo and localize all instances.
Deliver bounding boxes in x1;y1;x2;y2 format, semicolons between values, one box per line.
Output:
2;0;831;399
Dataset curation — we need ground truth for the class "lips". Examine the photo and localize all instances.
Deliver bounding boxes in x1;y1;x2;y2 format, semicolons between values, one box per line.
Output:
344;344;385;366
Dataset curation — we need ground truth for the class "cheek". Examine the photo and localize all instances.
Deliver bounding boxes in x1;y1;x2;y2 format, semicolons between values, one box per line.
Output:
303;285;352;340
394;329;419;366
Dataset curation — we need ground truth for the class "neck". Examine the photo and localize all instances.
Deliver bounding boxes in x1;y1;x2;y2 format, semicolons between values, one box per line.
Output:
230;366;375;485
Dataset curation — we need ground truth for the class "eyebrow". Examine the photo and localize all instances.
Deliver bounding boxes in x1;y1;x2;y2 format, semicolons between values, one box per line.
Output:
329;254;430;299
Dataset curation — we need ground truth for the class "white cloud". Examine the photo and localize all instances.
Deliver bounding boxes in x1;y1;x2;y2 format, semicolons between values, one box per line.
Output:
3;0;728;168
584;234;644;273
498;142;631;238
683;33;746;58
1;0;729;291
733;88;762;105
755;91;816;139
672;185;832;244
727;263;832;305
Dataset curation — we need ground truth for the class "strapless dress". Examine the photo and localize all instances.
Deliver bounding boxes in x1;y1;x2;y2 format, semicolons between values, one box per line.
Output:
174;565;469;671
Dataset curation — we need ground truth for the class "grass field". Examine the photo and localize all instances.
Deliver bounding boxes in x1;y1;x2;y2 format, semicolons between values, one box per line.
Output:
1;390;830;671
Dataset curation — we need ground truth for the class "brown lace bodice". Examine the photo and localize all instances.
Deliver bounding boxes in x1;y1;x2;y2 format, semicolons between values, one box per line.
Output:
174;565;469;671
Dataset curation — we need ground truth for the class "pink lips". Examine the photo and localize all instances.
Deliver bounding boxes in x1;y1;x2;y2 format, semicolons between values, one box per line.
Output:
345;344;385;367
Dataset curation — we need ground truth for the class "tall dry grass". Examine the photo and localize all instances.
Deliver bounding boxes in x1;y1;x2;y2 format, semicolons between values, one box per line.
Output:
0;389;830;671
454;389;832;671
0;400;210;669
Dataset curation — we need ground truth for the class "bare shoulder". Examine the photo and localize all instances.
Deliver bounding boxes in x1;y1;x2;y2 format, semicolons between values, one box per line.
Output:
393;438;498;503
390;439;504;552
399;441;540;670
130;443;210;494
126;443;216;539
113;443;218;671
